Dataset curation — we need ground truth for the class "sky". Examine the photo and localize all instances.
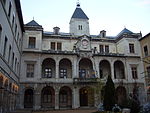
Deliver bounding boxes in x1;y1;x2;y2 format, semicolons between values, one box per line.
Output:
20;0;150;36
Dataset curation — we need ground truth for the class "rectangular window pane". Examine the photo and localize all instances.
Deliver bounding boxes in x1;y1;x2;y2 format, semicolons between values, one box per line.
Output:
57;42;62;51
26;64;34;78
131;67;138;79
129;44;135;53
3;37;7;57
8;2;12;17
51;42;55;50
144;46;148;56
100;45;104;53
105;45;109;53
60;69;67;78
79;69;86;78
28;37;36;48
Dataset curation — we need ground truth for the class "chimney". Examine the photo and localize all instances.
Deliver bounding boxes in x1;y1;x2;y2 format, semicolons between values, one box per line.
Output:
53;27;60;35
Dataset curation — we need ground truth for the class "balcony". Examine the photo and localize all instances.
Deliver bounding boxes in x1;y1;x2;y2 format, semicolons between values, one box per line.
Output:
73;78;99;84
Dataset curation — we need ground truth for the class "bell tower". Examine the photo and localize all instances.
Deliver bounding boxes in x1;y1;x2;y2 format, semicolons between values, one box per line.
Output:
70;2;90;36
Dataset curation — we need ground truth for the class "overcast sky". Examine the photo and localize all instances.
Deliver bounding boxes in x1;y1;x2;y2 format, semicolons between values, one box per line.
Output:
20;0;150;36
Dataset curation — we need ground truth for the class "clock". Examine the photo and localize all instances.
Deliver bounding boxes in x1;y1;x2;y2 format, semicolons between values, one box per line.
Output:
82;40;88;46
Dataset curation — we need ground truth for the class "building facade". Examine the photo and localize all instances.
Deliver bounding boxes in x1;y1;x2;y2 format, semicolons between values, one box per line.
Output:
0;0;24;113
19;3;146;110
139;33;150;101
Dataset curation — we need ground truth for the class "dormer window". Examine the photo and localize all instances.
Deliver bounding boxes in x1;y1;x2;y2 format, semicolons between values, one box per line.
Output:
100;30;106;38
78;25;82;30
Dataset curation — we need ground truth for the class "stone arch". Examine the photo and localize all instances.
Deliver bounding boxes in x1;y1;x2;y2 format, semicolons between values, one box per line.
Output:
79;86;94;107
24;88;34;108
0;75;4;87
114;60;125;79
115;86;127;106
79;58;95;78
59;58;72;78
99;60;111;78
4;79;9;89
59;86;72;108
41;86;55;108
42;58;56;78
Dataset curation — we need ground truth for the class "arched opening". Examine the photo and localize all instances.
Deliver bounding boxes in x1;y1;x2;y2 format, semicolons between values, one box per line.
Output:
59;86;72;108
41;86;55;108
80;87;94;107
24;89;34;108
42;58;56;78
4;79;8;89
59;58;72;78
115;86;127;106
114;60;125;79
0;76;3;88
99;60;111;78
79;58;94;78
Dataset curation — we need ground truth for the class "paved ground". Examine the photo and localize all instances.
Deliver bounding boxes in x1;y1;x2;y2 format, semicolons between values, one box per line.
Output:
10;109;97;113
32;109;96;113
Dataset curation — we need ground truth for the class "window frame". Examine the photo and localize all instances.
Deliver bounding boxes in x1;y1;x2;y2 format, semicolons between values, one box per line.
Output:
26;64;35;78
28;37;36;49
144;45;148;56
131;66;138;79
129;43;135;53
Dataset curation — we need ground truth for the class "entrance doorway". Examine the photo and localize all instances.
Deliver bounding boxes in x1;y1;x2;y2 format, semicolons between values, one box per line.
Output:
80;88;88;106
24;89;33;108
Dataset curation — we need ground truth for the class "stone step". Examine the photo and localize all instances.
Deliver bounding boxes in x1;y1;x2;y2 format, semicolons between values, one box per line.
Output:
9;109;31;113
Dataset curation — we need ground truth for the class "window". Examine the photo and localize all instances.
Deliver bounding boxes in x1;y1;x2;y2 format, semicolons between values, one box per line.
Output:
129;43;135;53
14;24;17;36
42;89;52;103
131;67;138;79
43;68;52;78
8;45;11;64
78;25;82;30
51;42;55;50
26;64;34;78
79;69;86;78
3;37;8;57
8;2;12;17
28;37;36;48
105;45;109;53
11;52;14;68
60;69;67;78
60;90;67;103
57;42;62;51
100;45;104;53
12;15;15;27
144;46;148;56
147;66;150;77
15;58;17;72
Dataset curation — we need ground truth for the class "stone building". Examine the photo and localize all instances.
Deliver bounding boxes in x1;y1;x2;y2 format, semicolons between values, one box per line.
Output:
19;3;146;110
139;32;150;101
0;0;24;113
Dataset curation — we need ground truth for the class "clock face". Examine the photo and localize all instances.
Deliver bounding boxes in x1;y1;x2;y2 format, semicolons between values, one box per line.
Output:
82;40;88;46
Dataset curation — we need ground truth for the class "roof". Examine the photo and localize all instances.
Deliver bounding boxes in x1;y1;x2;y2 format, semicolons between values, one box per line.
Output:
14;0;24;32
25;20;42;27
71;5;89;20
117;28;133;36
139;32;150;41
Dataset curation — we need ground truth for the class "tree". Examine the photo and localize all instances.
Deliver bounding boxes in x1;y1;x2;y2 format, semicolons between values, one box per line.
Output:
103;75;115;111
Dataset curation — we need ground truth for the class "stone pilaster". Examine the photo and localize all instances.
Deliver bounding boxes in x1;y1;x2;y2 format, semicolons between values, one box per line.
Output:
55;90;59;109
34;92;41;110
72;87;79;109
111;62;114;80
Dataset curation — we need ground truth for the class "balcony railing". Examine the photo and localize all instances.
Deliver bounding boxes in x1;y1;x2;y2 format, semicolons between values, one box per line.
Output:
73;78;99;84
